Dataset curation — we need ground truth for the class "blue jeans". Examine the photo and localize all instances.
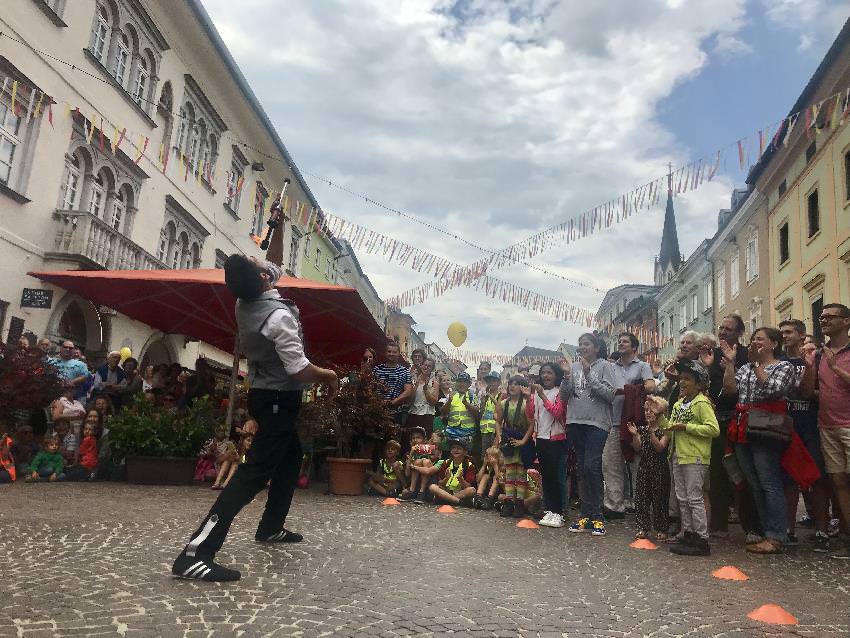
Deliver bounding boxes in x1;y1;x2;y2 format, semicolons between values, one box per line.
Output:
571;423;608;519
735;441;787;542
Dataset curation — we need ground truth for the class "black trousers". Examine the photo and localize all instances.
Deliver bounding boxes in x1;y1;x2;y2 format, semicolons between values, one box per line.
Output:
536;438;567;514
635;458;671;532
186;389;302;559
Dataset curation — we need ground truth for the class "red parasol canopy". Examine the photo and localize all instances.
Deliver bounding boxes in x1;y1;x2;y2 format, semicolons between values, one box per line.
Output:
28;268;386;368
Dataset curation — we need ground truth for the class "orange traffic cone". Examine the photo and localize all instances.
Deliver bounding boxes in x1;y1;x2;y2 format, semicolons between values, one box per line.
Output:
437;505;456;514
712;566;748;581
747;604;798;625
382;497;400;506
516;519;540;529
629;539;658;550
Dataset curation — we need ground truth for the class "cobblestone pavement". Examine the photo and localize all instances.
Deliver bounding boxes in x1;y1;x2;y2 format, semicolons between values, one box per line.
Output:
2;483;849;638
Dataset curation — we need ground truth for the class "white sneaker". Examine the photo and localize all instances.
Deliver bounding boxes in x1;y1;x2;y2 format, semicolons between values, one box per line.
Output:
538;511;554;526
548;513;565;528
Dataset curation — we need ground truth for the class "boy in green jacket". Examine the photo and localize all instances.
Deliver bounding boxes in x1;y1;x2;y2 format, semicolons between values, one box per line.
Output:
27;436;65;482
657;359;719;556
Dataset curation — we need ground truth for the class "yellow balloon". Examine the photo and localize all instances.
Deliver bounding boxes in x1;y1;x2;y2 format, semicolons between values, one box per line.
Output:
119;346;132;360
447;322;467;348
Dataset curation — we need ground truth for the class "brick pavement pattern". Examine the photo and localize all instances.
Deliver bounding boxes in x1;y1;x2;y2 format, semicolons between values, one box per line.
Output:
1;483;849;637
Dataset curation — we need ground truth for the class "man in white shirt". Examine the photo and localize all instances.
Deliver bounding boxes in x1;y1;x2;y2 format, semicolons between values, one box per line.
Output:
173;256;338;582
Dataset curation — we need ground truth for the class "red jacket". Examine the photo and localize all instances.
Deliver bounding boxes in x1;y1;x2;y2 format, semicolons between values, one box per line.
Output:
78;436;98;471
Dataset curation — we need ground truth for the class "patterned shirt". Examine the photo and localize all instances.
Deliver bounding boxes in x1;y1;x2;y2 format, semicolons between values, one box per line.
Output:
373;364;412;414
734;361;795;405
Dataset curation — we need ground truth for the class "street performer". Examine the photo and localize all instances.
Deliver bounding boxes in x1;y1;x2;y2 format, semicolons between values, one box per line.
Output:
172;255;338;582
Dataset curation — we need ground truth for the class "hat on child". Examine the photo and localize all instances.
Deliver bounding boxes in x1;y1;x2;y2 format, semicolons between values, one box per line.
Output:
484;371;501;381
447;438;469;451
674;359;709;385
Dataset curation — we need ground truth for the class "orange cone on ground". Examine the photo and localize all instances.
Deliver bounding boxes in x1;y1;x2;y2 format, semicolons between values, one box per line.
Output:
382;497;400;506
516;519;540;529
747;604;798;625
437;505;456;514
629;539;658;550
712;565;749;581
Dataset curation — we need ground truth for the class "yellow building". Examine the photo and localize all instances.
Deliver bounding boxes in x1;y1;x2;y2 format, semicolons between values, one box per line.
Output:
296;221;343;284
752;20;850;336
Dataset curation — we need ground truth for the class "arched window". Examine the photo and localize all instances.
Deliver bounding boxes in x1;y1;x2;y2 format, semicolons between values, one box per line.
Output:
91;4;110;62
173;233;189;269
190;243;201;269
176;107;188;151
205;134;218;181
158;222;175;263
112;31;130;87
133;57;148;106
111;189;125;230
88;171;107;219
61;154;82;209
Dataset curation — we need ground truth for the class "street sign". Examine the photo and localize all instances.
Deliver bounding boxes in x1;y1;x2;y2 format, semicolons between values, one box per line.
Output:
20;288;53;309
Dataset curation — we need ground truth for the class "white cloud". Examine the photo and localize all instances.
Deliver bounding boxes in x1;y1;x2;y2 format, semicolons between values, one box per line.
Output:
202;0;747;359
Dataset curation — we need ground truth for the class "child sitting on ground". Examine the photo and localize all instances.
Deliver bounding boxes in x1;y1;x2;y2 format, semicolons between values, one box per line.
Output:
54;421;79;468
195;426;230;483
657;360;719;557
71;422;99;481
0;432;15;483
473;446;504;510
367;439;404;496
428;438;477;507
27;436;65;482
212;430;254;490
406;435;445;502
399;427;434;501
10;425;38;477
626;395;671;542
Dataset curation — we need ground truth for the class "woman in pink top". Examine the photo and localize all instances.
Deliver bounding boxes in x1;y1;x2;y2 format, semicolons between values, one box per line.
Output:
526;362;568;528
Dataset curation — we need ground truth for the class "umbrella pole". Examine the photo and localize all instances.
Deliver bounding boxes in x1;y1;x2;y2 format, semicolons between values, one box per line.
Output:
225;334;240;431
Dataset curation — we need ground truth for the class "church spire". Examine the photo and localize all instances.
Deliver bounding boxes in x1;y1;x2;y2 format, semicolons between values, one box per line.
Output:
655;164;682;286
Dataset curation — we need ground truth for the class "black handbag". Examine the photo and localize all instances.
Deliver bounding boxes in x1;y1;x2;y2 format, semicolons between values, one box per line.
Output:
746;408;792;444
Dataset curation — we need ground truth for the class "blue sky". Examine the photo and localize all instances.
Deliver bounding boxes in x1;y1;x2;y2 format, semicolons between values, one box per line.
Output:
205;0;849;359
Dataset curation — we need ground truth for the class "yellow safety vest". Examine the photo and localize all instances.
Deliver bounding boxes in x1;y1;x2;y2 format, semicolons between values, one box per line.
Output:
479;395;498;434
446;392;476;438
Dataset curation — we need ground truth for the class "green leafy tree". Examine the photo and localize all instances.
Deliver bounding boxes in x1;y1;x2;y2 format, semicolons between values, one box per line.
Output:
0;343;63;418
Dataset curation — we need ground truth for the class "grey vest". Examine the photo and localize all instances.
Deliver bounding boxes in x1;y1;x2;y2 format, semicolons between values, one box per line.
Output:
236;294;306;391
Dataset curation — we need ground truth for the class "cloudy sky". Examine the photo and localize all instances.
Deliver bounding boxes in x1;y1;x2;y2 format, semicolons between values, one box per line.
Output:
204;0;846;360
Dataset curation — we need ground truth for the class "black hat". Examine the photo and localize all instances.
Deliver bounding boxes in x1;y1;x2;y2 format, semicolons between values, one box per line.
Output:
447;438;469;451
675;359;709;385
456;372;472;382
409;426;426;438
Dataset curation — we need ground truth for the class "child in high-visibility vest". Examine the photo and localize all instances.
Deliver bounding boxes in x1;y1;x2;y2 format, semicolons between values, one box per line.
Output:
428;439;477;506
367;439;404;497
440;372;478;449
478;372;503;457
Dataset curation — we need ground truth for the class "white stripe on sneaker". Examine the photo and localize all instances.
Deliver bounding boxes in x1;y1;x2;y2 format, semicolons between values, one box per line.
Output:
186;515;219;558
200;567;211;578
188;565;207;578
182;561;204;577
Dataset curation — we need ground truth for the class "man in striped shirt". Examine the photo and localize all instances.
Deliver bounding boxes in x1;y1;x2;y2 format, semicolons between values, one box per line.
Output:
373;341;413;425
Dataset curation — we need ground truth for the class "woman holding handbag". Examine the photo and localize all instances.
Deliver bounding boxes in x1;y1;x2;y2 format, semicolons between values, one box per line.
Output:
722;327;796;554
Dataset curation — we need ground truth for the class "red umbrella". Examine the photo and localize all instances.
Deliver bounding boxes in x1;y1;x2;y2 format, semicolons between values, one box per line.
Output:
27;268;386;368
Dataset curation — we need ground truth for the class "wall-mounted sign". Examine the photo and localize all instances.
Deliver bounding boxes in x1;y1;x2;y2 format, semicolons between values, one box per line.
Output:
20;288;53;309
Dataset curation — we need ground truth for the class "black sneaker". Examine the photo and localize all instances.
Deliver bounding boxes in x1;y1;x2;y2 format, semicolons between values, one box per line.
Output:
172;553;241;582
472;495;483;509
459;495;474;508
602;507;626;520
786;531;799;546
812;531;830;553
500;499;515;518
670;536;710;556
480;496;494;511
256;529;303;543
398;491;417;502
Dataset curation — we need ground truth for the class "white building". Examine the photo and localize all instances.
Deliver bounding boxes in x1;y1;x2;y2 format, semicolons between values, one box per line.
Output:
0;0;343;366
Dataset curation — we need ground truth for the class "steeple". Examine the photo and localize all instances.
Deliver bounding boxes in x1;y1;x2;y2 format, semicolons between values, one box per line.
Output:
655;166;682;286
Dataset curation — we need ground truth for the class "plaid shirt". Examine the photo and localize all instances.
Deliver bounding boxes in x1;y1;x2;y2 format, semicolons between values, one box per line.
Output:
734;361;796;405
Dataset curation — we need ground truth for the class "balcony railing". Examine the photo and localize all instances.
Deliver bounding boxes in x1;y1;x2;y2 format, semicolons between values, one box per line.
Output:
49;210;166;271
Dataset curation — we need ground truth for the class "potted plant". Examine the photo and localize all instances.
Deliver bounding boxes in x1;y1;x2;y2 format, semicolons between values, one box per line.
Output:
109;395;216;485
0;341;63;428
299;369;392;495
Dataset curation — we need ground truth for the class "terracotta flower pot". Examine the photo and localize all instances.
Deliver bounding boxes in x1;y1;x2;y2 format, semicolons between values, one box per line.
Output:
326;457;371;496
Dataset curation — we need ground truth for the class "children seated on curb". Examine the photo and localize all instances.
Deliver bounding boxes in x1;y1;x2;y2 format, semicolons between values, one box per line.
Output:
441;372;478;452
657;360;719;556
399;427;435;501
67;421;99;481
428;438;477;506
496;375;535;519
473;446;504;510
626;396;671;541
195;426;230;483
213;431;254;490
368;439;404;496
27;435;65;482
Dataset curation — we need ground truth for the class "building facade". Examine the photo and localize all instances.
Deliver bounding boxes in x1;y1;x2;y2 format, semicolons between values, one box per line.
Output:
0;0;356;365
336;239;387;329
752;20;850;337
706;188;769;341
595;284;660;357
656;239;713;360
